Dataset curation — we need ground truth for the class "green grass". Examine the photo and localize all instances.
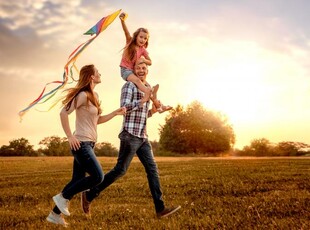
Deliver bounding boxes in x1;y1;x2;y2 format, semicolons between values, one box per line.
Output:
0;157;309;229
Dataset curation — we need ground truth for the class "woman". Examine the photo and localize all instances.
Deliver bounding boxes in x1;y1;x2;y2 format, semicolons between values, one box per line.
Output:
46;64;126;226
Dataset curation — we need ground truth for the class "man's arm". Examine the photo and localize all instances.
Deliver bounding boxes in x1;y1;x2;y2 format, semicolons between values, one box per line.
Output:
121;83;142;112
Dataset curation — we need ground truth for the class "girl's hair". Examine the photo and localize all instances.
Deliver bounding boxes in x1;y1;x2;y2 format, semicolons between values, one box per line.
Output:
123;27;149;62
62;64;102;114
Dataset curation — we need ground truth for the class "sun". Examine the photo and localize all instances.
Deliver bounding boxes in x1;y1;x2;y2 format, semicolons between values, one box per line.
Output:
190;47;271;125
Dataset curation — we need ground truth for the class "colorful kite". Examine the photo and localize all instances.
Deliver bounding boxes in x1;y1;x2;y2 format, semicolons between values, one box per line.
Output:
18;9;121;120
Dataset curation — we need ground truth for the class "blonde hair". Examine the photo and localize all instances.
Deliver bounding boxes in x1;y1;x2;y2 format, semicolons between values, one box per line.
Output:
123;28;149;62
62;64;102;114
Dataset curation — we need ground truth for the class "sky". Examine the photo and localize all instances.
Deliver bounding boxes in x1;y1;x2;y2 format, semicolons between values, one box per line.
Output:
1;0;310;150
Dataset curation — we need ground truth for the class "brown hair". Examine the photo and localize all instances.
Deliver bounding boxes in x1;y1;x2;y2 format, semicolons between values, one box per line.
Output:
123;28;149;62
62;64;102;114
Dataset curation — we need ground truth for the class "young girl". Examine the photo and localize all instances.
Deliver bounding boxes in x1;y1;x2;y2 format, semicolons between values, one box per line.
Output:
119;12;172;112
46;64;126;226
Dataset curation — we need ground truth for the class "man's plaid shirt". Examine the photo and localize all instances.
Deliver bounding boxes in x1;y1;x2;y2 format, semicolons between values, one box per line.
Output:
120;81;153;138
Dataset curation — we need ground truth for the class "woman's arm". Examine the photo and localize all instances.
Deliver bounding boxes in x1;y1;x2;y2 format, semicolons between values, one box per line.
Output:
60;92;87;151
60;107;80;151
97;107;126;124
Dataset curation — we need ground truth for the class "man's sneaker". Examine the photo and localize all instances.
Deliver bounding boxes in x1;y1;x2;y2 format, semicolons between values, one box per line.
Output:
53;193;70;216
46;211;68;227
81;191;91;215
157;205;181;218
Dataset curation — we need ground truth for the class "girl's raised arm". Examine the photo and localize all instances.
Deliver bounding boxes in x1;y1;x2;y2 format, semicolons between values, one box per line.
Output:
119;12;131;43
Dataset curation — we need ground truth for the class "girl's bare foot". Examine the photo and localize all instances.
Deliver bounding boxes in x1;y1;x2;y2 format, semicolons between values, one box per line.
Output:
158;105;173;113
153;99;162;109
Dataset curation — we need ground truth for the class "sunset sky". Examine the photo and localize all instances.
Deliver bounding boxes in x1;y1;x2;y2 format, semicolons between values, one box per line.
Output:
1;0;310;150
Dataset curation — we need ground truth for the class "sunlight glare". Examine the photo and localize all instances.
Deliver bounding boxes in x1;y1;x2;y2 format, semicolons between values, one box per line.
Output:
191;45;271;124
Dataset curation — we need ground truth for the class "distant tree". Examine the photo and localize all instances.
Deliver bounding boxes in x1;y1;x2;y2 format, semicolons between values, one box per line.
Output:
159;101;235;155
248;138;274;156
237;139;310;157
95;142;118;156
38;136;71;156
237;138;274;156
274;141;310;156
0;138;36;156
0;145;14;156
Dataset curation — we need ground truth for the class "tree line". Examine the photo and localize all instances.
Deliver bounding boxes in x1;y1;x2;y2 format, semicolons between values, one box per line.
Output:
0;136;118;157
1;101;309;157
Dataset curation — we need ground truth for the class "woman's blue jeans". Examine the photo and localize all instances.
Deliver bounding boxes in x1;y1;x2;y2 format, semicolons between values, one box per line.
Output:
87;130;165;213
61;141;104;200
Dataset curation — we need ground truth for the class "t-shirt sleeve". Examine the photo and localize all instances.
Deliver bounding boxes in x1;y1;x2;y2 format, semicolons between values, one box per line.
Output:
143;48;149;57
64;92;87;114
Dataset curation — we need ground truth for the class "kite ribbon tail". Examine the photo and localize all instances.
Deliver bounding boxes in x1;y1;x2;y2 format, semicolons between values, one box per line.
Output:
18;80;64;121
65;36;97;83
68;36;97;64
18;9;121;121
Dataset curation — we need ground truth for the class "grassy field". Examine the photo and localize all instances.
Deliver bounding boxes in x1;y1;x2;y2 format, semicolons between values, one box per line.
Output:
0;156;309;230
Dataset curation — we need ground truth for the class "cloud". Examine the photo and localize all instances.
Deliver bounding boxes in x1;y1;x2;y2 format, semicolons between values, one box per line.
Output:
0;0;124;70
0;22;53;68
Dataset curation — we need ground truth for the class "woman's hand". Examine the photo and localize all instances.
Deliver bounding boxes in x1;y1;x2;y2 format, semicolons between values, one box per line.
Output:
67;135;80;151
115;107;127;116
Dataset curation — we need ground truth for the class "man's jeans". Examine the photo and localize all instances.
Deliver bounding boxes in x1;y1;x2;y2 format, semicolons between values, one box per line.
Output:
62;141;104;200
87;130;165;212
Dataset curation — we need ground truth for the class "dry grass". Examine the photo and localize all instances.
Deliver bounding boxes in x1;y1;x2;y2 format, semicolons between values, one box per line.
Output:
0;156;309;229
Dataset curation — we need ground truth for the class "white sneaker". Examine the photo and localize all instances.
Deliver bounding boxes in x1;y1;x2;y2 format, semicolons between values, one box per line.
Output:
46;211;68;227
53;193;70;216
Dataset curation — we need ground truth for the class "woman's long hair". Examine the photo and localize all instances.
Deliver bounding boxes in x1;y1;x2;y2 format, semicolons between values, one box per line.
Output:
123;28;149;62
62;64;102;114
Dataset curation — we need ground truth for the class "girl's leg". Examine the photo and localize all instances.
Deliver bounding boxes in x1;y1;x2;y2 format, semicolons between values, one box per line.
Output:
127;74;152;103
149;84;161;109
147;82;173;114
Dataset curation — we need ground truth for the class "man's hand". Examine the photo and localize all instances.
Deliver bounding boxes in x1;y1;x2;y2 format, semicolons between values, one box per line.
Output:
115;107;127;116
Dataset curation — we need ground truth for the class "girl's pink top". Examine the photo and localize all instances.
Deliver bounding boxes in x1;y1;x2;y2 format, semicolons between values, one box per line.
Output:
120;46;149;70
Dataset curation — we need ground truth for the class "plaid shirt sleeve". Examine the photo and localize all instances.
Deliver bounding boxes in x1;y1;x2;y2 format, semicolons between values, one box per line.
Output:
120;82;142;112
120;82;150;138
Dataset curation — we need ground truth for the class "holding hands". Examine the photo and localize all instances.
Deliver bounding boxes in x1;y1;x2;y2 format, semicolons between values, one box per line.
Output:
115;106;127;115
68;107;126;151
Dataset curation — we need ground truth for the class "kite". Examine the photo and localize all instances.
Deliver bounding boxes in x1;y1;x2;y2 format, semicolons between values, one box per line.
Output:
18;9;121;120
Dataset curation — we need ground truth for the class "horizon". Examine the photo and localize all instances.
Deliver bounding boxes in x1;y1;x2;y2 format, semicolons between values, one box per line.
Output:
1;0;310;149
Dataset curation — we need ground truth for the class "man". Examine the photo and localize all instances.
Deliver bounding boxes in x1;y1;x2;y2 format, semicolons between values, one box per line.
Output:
81;61;181;218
